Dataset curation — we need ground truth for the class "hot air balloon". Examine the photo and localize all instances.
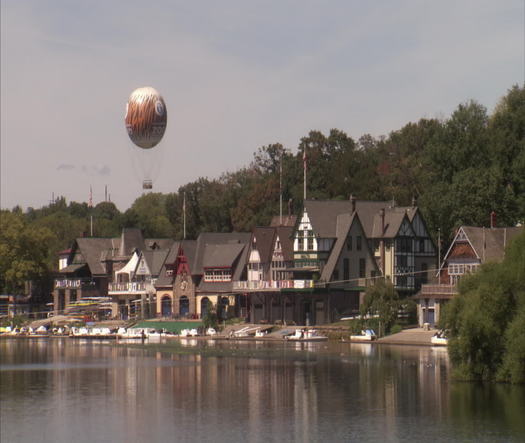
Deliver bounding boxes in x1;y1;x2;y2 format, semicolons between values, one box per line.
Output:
125;86;167;190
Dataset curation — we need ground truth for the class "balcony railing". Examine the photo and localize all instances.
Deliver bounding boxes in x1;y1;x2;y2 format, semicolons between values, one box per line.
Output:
293;259;320;269
54;278;95;289
420;284;458;296
233;280;314;291
109;282;147;293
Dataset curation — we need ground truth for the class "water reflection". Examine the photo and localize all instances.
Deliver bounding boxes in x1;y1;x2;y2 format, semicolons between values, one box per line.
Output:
1;339;524;442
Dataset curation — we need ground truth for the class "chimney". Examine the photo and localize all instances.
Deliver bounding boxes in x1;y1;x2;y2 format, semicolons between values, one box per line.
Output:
490;211;496;229
412;196;417;207
350;194;356;213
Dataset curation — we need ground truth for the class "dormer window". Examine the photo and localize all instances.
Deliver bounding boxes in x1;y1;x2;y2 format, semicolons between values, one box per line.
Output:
204;268;232;282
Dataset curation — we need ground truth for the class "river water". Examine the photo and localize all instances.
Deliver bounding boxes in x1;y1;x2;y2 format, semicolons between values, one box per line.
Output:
1;338;524;443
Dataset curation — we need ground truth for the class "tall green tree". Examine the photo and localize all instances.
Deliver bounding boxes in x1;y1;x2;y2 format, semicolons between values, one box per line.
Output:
360;279;399;337
0;210;54;294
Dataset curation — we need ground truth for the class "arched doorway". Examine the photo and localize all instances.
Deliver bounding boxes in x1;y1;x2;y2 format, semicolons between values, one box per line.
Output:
179;296;189;317
161;295;172;317
200;297;210;318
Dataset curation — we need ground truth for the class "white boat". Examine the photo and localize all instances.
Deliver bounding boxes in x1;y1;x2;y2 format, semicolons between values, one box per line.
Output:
286;329;328;342
206;328;217;336
350;329;377;341
431;330;448;346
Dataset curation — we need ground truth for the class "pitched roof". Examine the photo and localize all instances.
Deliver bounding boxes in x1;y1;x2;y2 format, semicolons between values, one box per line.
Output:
202;243;245;268
303;199;393;238
75;238;115;275
118;228;145;256
320;213;355;281
142;249;171;276
155;241;181;287
275;226;294;261
371;210;411;238
462;226;523;263
252;227;276;264
192;233;251;275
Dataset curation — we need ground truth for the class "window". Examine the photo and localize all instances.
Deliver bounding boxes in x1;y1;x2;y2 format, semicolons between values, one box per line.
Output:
359;258;366;278
297;238;304;250
307;237;314;250
343;258;350;281
357;236;362;251
347;236;352;251
70;290;77;302
397;255;407;267
204;269;232;282
332;269;339;281
419;239;425;253
421;263;428;284
396;237;413;253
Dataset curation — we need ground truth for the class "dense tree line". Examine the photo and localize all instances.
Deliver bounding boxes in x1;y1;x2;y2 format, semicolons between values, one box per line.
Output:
1;84;524;296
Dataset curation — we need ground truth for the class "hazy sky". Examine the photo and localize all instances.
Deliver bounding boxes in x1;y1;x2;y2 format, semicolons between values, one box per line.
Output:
1;1;524;211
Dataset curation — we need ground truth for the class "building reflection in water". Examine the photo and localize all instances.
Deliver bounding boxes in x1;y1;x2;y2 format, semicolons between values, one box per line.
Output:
2;338;524;442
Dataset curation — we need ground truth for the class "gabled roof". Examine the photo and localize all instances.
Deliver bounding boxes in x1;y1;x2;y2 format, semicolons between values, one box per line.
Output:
275;226;294;261
75;238;115;275
192;233;251;275
303;199;392;238
252;227;276;264
320;213;355;281
142;249;171;276
461;226;523;263
155;241;181;287
371;210;412;238
118;228;145;256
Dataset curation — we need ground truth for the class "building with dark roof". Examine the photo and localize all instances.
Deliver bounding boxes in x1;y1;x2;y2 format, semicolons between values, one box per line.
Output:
154;233;251;319
53;228;174;319
415;224;523;327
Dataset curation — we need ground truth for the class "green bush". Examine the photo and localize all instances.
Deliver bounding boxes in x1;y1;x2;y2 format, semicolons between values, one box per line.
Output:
389;324;403;335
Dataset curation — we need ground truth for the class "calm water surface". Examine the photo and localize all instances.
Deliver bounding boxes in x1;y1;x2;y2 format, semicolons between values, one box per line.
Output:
1;338;524;443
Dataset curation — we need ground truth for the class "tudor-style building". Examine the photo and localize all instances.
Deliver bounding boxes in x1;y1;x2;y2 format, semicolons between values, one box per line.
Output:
295;198;437;293
415;224;523;327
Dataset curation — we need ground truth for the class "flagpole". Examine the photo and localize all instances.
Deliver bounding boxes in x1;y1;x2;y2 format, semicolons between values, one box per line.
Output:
89;186;93;236
303;148;307;201
183;192;186;240
279;154;283;225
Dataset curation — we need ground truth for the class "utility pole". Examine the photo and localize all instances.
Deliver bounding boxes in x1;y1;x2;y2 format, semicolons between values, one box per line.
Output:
437;228;441;283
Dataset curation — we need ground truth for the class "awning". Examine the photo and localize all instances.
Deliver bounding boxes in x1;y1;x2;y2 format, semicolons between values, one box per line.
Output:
116;252;139;277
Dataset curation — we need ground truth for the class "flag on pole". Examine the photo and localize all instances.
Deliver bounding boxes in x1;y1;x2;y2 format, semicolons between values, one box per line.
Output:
89;186;93;208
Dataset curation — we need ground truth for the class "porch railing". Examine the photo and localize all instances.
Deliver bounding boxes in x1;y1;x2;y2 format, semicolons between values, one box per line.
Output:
233;280;314;291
